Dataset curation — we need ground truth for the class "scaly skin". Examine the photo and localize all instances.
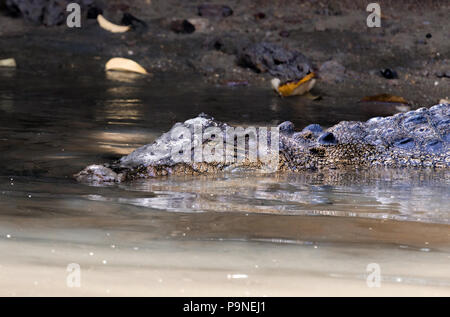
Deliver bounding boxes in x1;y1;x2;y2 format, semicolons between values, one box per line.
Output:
75;103;449;183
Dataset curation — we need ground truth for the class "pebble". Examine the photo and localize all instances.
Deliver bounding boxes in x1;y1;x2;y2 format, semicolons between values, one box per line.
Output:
380;68;398;79
170;20;195;34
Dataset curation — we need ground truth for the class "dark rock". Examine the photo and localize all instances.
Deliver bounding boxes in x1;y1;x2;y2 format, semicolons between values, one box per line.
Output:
237;42;313;81
170;19;195;34
426;33;432;39
121;13;147;31
254;12;266;20
5;0;94;26
279;30;290;38
198;4;233;18
380;68;398;79
86;5;102;19
314;2;342;16
435;71;450;78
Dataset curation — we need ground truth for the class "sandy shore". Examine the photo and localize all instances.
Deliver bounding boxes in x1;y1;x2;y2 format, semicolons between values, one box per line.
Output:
1;225;449;296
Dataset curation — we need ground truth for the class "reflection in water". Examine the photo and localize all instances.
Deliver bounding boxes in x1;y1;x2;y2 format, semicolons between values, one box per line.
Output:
76;169;447;224
106;71;147;83
103;98;143;125
92;131;150;155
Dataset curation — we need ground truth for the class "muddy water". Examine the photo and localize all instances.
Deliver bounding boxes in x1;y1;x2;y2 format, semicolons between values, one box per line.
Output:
0;68;449;296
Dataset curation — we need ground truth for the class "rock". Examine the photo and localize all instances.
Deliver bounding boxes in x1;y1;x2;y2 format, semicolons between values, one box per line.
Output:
435;71;450;78
237;42;313;82
121;13;147;31
86;5;102;19
253;12;266;20
380;68;398;79
314;2;342;16
197;4;233;18
187;17;210;33
170;19;195;34
5;0;94;26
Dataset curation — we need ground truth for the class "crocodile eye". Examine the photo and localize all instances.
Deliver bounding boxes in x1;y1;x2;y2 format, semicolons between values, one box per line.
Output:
394;137;415;149
404;115;427;125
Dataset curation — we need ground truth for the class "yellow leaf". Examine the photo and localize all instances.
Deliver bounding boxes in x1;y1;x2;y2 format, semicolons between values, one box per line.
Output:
271;72;316;97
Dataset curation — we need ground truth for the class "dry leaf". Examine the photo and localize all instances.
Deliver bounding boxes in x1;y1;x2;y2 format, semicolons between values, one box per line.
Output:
271;72;316;97
0;58;16;68
361;94;409;104
105;58;148;74
97;14;130;33
439;98;450;104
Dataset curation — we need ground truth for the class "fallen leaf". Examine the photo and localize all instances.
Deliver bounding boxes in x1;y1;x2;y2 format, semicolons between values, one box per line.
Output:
361;94;409;104
439;98;450;104
105;58;148;74
271;72;316;97
97;14;130;33
0;58;16;68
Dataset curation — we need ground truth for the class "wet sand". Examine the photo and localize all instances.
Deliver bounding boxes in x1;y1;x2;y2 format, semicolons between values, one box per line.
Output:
1;228;449;296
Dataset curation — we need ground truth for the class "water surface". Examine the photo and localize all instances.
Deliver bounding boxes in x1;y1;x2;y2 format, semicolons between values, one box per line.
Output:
0;67;449;296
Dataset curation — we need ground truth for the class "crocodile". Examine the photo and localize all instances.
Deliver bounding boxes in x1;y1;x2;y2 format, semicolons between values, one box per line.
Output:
75;103;449;183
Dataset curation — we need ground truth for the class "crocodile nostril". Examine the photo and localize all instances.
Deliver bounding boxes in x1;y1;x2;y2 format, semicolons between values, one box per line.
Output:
426;140;443;152
318;132;337;145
